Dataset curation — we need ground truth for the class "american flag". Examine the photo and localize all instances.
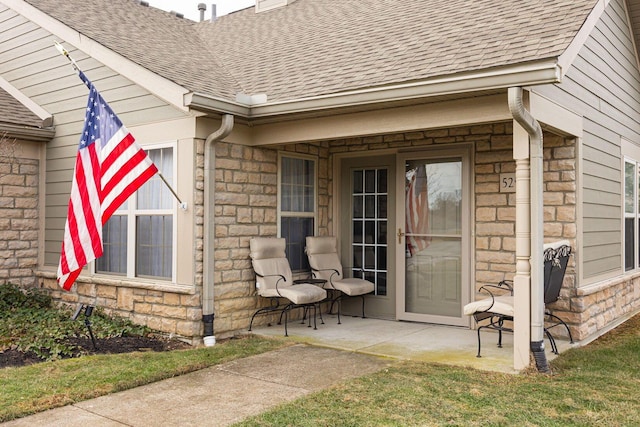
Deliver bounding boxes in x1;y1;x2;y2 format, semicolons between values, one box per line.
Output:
57;71;158;290
406;165;430;256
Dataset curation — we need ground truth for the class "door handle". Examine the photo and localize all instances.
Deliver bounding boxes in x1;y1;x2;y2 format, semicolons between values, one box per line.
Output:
397;228;405;244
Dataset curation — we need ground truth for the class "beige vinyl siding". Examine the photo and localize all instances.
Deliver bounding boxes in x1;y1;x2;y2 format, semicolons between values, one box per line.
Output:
0;5;189;266
534;0;640;281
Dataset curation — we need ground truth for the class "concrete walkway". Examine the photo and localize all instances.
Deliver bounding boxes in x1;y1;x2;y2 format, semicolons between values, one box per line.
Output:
2;345;390;427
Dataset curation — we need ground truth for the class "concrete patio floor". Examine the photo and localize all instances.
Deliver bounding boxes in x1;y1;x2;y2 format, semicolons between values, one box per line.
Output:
251;313;577;374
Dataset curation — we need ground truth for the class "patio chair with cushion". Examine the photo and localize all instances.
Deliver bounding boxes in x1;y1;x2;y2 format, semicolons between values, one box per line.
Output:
249;237;327;336
463;240;574;357
305;236;375;324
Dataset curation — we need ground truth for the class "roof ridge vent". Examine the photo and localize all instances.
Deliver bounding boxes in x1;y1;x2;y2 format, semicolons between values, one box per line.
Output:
255;0;297;13
139;1;149;6
169;10;185;19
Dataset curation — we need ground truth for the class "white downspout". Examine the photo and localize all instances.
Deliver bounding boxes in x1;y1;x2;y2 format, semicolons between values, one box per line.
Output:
202;114;234;346
508;87;549;372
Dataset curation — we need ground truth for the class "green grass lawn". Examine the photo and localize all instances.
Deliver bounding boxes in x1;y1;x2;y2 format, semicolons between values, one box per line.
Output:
233;314;640;427
0;335;287;422
2;280;639;426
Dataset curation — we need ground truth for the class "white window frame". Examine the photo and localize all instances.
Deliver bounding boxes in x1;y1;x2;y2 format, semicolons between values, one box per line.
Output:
277;153;318;271
623;157;639;272
93;141;178;283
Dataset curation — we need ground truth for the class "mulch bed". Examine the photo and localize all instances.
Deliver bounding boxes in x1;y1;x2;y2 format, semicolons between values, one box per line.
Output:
0;335;191;369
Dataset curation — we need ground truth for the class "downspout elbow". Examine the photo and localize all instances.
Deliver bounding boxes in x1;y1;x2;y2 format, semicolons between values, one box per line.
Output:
202;114;234;347
205;114;234;146
508;88;542;146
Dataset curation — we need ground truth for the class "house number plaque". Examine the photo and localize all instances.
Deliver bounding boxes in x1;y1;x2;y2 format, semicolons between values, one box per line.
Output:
499;173;516;193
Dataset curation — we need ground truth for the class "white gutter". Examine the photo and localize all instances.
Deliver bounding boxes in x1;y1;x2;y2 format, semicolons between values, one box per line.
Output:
186;61;562;119
202;114;234;347
0;124;55;142
508;87;548;373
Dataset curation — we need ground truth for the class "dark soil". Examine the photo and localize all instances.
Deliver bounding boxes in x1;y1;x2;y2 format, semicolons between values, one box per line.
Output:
0;335;191;369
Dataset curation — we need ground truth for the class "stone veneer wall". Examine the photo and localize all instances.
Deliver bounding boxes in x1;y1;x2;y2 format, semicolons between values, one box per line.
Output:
213;123;581;337
211;141;331;333
473;128;578;339
571;273;640;340
0;151;39;288
38;122;639;344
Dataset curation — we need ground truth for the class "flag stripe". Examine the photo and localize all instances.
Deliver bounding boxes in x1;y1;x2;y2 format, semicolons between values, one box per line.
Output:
57;71;158;290
102;131;135;177
77;147;102;256
103;164;158;222
406;165;429;256
102;144;153;200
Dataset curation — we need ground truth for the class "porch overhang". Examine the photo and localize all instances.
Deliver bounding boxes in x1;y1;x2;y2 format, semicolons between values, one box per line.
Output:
185;60;562;121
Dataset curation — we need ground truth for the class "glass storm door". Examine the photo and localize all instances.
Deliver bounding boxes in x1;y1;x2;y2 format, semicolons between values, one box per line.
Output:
396;149;470;326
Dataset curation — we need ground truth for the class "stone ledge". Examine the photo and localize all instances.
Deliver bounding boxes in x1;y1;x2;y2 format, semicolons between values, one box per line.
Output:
576;272;640;296
35;269;196;295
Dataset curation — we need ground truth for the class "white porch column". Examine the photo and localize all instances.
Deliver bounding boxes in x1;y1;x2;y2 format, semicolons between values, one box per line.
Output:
513;121;531;370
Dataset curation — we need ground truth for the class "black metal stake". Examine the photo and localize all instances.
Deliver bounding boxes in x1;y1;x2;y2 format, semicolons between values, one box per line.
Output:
72;304;97;350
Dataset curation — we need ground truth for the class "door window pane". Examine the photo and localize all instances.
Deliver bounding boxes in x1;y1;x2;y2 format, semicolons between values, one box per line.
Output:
405;159;463;317
351;167;388;295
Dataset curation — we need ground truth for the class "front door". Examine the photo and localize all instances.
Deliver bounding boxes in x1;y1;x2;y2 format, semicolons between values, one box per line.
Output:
396;148;471;326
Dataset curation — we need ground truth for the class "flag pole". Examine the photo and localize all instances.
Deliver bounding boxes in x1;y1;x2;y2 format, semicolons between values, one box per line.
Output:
158;172;188;210
53;41;187;211
54;41;79;73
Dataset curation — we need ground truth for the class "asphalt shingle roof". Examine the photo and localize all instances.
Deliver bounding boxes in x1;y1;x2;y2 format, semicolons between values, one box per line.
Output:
25;0;597;103
0;87;44;127
198;0;597;101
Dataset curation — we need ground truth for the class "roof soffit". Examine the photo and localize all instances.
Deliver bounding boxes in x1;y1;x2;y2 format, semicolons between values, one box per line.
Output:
187;59;562;121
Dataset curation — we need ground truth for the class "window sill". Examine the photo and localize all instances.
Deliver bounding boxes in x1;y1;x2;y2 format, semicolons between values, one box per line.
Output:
576;270;640;297
35;268;196;295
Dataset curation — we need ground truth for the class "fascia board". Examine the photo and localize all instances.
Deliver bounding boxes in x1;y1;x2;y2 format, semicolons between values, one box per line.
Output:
557;0;611;77
184;93;251;116
4;0;190;112
187;60;562;119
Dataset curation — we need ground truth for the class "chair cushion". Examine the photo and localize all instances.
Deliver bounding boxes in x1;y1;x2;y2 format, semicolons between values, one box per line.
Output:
331;278;375;296
250;237;286;260
252;257;294;295
305;236;337;254
463;295;514;317
278;283;327;305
